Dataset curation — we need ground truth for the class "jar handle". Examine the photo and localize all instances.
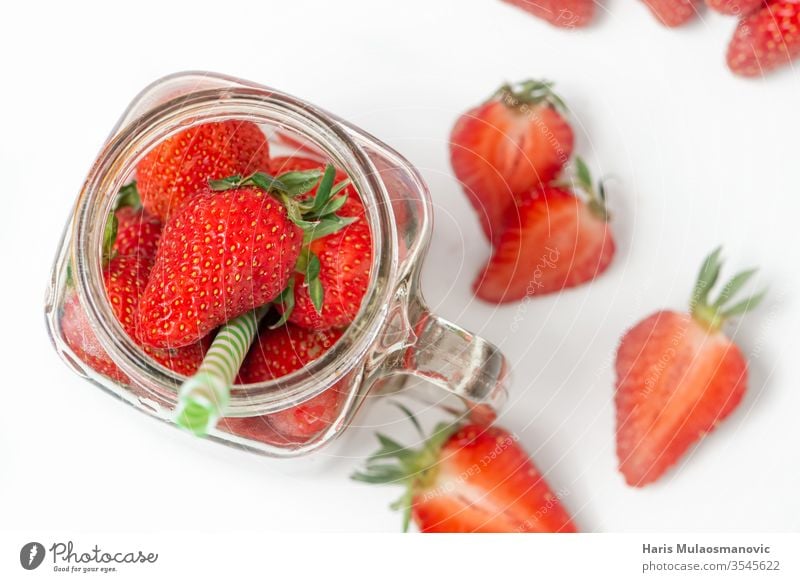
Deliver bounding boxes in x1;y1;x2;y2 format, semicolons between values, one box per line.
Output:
385;306;509;422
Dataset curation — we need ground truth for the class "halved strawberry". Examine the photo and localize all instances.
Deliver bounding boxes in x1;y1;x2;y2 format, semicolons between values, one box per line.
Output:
706;0;761;15
501;0;595;28
640;0;699;26
727;0;800;77
62;292;129;383
473;159;615;303
354;415;577;533
615;249;765;487
136;120;271;221
450;80;574;244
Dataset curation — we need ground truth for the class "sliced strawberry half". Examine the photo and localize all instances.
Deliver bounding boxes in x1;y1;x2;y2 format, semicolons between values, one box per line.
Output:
727;0;800;77
501;0;596;28
706;0;761;16
640;0;699;26
450;80;574;244
354;414;577;533
615;249;765;486
473;159;615;303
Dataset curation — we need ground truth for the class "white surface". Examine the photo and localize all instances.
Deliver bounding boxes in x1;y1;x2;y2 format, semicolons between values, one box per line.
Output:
1;0;798;533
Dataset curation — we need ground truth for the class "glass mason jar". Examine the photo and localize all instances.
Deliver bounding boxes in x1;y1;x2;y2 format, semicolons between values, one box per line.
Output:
44;71;509;457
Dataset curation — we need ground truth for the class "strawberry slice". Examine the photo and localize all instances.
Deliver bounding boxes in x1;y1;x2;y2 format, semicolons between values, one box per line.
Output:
473;159;615;303
450;80;574;244
615;249;765;486
640;0;699;26
501;0;595;28
706;0;761;15
354;415;577;533
727;0;800;77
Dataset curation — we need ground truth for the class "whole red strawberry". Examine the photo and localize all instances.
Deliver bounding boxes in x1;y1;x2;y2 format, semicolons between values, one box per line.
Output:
640;0;699;26
231;324;345;439
615;249;764;487
501;0;595;28
136;184;302;348
355;418;577;533
267;160;371;331
137;166;354;347
473;159;615;303
706;0;761;15
137;121;270;221
450;80;574;244
727;0;800;77
280;202;370;330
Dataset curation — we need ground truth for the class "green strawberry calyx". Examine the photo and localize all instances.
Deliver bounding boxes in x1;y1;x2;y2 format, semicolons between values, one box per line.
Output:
351;403;461;532
567;156;609;221
495;79;567;113
209;165;357;323
690;247;766;332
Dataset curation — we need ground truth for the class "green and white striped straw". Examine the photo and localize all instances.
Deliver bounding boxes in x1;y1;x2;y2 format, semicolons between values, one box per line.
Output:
174;306;269;436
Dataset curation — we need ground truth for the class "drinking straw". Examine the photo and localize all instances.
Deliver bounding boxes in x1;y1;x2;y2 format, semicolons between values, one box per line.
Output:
174;306;269;436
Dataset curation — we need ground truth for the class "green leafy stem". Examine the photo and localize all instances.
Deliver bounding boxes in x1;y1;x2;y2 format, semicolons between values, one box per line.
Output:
690;247;766;331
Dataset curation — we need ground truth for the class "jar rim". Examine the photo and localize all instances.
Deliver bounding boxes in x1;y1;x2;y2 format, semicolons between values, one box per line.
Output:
71;77;399;415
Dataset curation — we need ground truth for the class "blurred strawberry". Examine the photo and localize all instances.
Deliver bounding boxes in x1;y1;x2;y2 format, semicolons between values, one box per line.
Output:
615;249;765;486
501;0;595;28
706;0;761;15
473;159;615;303
450;80;574;244
640;0;699;26
727;0;800;77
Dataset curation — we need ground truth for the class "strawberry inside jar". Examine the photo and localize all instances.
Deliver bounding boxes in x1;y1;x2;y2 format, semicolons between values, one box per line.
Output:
65;119;372;446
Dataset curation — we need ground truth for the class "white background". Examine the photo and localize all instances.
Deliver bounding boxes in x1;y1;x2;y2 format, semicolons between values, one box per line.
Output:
1;0;798;535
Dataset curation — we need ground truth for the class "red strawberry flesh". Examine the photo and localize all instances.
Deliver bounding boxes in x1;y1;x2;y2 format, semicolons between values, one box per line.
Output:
474;185;615;303
727;0;800;77
450;82;574;244
615;311;748;486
